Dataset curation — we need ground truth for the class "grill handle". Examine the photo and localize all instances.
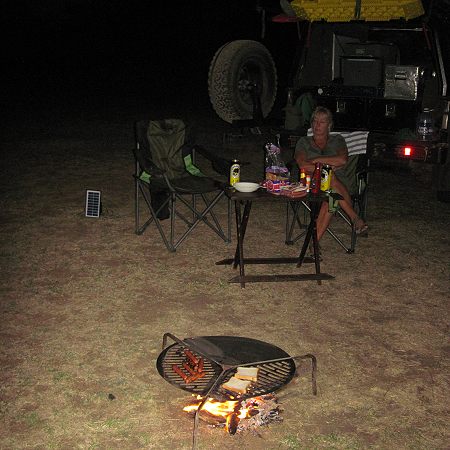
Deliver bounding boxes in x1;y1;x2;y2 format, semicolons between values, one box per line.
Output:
162;332;224;366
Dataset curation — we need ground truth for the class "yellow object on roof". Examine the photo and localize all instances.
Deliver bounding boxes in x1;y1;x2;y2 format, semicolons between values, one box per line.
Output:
290;0;425;22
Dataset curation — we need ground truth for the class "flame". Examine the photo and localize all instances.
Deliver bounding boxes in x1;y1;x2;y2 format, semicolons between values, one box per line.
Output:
183;396;257;431
183;395;275;434
237;408;249;419
183;397;239;417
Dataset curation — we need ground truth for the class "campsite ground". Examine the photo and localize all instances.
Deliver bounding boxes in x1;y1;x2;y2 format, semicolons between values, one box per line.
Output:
1;82;449;449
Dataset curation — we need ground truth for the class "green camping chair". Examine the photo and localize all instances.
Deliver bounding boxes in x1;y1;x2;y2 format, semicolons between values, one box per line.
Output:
285;130;370;253
134;119;231;252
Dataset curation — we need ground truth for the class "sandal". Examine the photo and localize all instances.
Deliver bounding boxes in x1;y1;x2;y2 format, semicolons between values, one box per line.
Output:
353;216;369;235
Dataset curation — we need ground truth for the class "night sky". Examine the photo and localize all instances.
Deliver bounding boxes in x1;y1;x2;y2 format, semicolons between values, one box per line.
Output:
3;1;444;118
2;0;296;114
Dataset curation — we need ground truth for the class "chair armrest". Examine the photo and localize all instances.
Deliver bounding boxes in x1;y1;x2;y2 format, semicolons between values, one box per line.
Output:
146;166;166;178
133;147;166;178
192;144;235;177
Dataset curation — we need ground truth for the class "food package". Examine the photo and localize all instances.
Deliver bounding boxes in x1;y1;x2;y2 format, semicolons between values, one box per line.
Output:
265;143;290;181
280;183;308;198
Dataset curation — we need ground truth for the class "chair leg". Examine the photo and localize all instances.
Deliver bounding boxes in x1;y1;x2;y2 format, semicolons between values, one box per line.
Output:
135;182;156;235
325;225;352;253
136;183;230;251
135;176;140;234
169;193;176;251
227;196;232;243
172;191;228;250
199;193;225;237
135;181;176;251
285;199;355;253
193;194;198;224
285;201;307;245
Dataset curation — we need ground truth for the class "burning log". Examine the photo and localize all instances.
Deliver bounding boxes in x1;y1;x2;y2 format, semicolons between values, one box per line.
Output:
183;393;282;434
226;412;240;435
196;410;227;426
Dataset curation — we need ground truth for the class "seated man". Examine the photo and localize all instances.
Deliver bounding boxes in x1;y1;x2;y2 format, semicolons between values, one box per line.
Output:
294;106;368;242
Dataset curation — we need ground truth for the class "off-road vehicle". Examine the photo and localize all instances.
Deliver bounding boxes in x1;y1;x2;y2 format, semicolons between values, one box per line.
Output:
207;0;450;200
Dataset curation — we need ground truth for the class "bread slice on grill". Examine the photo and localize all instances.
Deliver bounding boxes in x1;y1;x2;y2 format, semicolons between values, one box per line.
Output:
235;366;259;382
222;376;251;394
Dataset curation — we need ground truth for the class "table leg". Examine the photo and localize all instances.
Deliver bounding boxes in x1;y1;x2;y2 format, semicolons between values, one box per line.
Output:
217;194;334;286
310;201;322;285
297;219;312;268
233;200;252;288
297;200;322;285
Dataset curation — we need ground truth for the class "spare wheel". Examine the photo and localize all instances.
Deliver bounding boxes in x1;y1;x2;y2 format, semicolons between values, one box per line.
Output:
208;40;277;123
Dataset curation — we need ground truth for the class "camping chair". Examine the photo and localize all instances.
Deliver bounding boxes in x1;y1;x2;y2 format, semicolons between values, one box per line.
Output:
134;119;231;252
285;130;370;253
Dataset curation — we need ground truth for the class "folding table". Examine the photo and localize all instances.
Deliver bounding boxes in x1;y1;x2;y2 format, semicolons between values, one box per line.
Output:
216;189;342;288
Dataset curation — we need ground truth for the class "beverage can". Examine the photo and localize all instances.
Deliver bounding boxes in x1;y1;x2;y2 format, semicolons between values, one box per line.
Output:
320;164;332;191
230;160;240;186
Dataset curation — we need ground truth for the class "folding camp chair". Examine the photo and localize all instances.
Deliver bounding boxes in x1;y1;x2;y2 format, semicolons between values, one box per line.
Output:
134;119;231;252
285;131;370;253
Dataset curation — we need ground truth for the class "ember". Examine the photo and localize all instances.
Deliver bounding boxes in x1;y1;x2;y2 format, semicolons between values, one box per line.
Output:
183;394;282;434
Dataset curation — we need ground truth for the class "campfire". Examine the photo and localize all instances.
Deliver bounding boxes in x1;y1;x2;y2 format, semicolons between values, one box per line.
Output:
157;333;317;444
183;394;282;435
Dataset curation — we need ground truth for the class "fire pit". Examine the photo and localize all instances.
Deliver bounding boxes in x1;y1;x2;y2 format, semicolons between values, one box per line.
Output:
157;333;317;448
183;393;283;435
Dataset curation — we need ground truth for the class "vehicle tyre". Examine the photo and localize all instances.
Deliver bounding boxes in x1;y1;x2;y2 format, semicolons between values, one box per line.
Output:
208;40;277;123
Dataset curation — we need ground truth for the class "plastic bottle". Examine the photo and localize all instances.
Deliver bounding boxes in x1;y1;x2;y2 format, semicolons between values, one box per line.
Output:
300;168;306;185
311;163;321;194
417;108;435;141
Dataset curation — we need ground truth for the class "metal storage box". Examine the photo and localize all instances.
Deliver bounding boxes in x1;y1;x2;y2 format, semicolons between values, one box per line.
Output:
384;65;420;100
341;57;383;87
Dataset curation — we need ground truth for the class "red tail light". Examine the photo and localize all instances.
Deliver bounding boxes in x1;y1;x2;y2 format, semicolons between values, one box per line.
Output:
395;142;430;162
403;146;412;156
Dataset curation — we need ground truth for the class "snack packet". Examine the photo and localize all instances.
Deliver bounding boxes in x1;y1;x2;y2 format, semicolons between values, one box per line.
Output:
265;143;290;181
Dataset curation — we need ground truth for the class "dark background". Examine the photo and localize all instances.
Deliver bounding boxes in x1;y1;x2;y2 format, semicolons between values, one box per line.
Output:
1;0;447;125
1;0;297;116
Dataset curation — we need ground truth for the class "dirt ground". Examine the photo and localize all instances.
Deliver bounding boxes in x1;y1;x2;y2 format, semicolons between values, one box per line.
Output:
1;95;449;450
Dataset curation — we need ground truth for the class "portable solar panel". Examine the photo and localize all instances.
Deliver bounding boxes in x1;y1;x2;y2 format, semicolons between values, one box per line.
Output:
85;190;101;218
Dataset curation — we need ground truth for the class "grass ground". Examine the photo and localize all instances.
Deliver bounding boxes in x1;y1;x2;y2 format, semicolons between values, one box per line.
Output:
1;102;449;449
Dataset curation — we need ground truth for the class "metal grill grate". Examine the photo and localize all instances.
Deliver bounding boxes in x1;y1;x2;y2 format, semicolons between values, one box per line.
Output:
213;360;297;399
156;334;308;401
159;345;222;395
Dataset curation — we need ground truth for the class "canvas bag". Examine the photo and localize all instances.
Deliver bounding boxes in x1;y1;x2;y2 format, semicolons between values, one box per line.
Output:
284;92;316;131
142;119;187;219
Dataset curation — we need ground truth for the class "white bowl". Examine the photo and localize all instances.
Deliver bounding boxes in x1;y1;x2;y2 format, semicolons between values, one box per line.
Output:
233;182;260;193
